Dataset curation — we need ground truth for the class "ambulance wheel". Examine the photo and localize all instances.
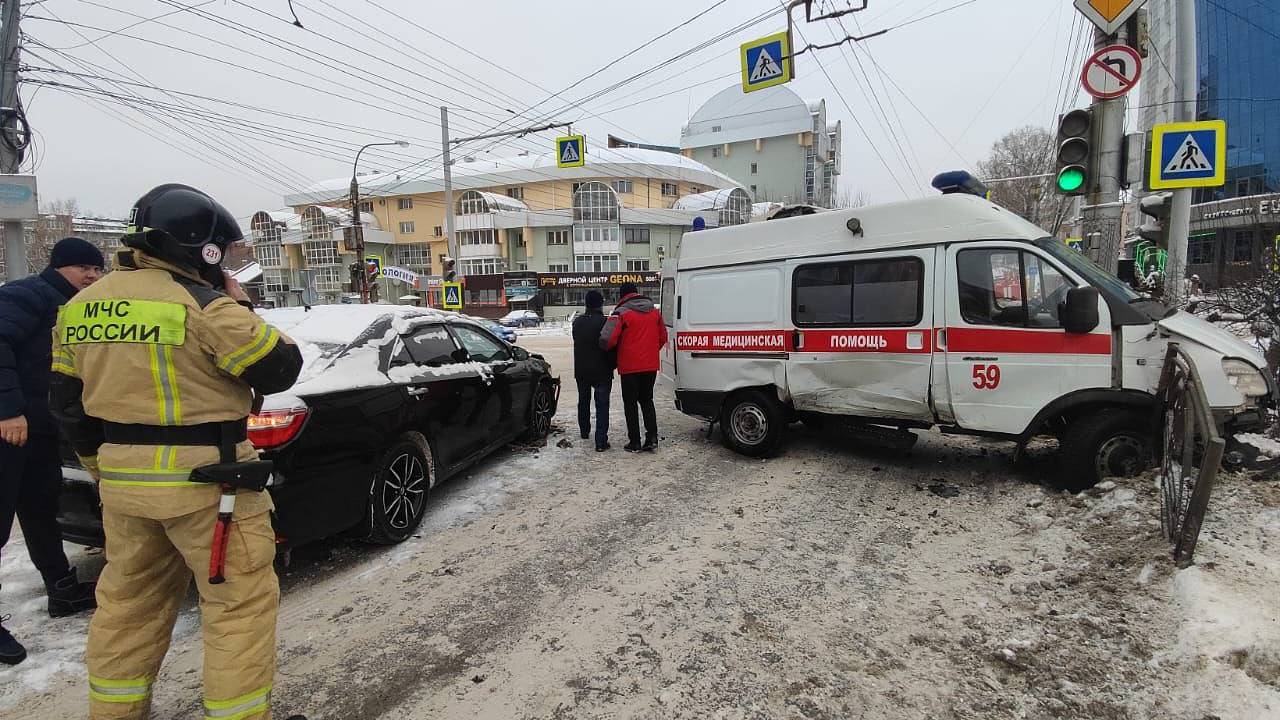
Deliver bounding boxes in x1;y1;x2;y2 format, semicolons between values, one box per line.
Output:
367;433;433;544
1057;409;1152;492
721;390;784;457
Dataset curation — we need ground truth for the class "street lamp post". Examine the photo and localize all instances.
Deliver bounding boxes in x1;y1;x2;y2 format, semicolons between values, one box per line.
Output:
351;140;409;304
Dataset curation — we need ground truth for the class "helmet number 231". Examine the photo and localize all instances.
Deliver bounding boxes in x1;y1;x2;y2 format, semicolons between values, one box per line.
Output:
971;364;1001;390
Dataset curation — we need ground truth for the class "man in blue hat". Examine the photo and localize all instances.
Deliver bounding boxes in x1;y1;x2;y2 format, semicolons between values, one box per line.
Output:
0;237;105;665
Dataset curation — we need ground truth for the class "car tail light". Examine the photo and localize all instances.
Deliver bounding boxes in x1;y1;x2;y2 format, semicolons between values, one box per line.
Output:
247;406;309;449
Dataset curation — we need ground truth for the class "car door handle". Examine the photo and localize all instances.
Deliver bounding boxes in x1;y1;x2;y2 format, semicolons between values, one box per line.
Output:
407;386;429;397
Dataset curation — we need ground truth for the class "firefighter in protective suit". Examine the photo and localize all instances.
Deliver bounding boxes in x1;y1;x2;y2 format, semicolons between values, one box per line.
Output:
49;185;306;720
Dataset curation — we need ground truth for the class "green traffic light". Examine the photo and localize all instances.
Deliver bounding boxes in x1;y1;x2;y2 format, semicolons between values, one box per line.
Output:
1057;167;1085;193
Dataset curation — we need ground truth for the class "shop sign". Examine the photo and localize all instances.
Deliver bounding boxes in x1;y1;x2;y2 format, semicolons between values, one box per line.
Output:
538;272;660;288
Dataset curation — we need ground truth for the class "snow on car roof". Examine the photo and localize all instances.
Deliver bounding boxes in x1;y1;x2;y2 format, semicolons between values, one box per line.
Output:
258;304;490;398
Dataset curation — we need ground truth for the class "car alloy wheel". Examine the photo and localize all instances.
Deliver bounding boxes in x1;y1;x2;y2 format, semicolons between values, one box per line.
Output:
367;434;433;544
531;384;554;438
381;452;427;531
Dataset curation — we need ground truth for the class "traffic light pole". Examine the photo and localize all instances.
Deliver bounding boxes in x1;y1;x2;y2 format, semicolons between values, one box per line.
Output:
1164;0;1198;302
1082;24;1130;274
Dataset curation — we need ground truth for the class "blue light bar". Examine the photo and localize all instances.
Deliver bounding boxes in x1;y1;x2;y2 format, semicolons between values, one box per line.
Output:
931;170;991;199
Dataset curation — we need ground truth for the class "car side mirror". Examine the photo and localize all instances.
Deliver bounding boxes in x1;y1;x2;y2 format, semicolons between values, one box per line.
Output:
451;348;470;363
511;346;529;361
1060;287;1100;334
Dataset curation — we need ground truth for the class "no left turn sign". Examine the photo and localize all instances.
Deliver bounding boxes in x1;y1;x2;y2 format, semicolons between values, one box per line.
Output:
1082;44;1142;100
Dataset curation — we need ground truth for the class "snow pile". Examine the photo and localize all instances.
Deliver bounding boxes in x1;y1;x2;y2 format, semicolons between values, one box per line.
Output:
1159;489;1280;717
1236;432;1280;459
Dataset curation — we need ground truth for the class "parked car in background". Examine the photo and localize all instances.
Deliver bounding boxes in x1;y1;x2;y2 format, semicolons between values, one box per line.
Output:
500;309;542;328
484;320;518;344
57;306;560;548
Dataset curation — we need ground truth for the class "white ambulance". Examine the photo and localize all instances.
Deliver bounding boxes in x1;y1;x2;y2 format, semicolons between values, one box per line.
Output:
660;192;1275;489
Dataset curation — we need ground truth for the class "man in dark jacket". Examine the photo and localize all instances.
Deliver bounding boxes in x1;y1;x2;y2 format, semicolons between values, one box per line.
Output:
572;290;615;451
600;282;668;452
0;237;104;665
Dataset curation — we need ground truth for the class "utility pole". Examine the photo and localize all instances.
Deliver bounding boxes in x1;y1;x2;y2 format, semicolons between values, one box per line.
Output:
1;0;26;281
440;107;457;282
1082;23;1131;274
438;108;572;283
1164;0;1197;302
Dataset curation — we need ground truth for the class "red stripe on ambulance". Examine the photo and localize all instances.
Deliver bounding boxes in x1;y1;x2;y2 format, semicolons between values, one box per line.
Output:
945;327;1112;355
676;331;790;352
800;329;932;354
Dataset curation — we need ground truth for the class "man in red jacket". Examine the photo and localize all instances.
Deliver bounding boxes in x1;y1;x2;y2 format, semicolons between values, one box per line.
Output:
600;282;668;452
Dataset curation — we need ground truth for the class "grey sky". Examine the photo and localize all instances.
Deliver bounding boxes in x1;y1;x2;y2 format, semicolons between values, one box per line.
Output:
17;0;1092;222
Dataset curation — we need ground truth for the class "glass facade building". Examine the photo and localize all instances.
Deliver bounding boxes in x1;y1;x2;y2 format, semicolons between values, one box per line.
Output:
1193;0;1280;202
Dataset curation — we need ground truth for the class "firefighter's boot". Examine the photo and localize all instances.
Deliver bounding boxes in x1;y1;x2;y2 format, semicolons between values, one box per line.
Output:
48;567;97;618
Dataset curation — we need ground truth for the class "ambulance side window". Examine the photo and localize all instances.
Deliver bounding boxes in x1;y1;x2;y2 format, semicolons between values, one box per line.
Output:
793;258;923;327
957;249;1071;328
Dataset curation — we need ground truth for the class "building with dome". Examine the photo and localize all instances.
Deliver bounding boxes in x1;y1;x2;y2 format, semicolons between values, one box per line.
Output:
250;146;747;317
679;84;841;208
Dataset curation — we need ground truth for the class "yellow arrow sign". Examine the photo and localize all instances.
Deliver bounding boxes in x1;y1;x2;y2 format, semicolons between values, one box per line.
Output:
1074;0;1146;35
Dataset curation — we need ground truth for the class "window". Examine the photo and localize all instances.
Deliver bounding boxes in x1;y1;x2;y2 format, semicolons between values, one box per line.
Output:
575;254;620;272
750;162;758;175
254;242;282;268
794;258;923;327
397;243;432;270
548;263;571;273
689;186;701;195
458;229;496;246
750;184;757;197
433;226;443;237
458;190;488;215
661;278;675;327
711;147;720;158
1232;231;1254;262
612;180;633;194
394;325;457;367
464;288;500;305
1188;236;1216;265
459;257;502;275
572;182;583;193
711;125;722;132
515;261;528;271
626;258;650;271
263;269;288;294
399;221;416;234
358;200;373;213
573;181;619;223
956;249;1073;328
546;229;570;245
397;198;413;210
313;266;343;292
303;240;339;266
574;225;620;245
452;325;510;363
505;187;524;200
623;227;650;244
661;182;678;197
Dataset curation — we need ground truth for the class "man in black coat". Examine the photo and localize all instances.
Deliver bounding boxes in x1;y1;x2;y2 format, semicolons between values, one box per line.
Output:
572;290;615;451
0;237;104;665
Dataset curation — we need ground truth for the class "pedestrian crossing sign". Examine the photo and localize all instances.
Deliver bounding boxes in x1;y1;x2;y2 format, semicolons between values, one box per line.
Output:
556;135;585;168
740;31;792;93
1149;120;1226;190
442;281;463;310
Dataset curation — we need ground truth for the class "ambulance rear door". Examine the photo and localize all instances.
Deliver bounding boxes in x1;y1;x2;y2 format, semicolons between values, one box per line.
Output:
786;250;935;422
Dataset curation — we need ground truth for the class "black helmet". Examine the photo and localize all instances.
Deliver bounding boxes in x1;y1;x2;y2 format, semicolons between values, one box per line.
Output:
122;184;243;272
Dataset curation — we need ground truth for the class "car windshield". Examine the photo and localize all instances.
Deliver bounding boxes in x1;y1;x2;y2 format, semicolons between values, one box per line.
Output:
1033;237;1141;302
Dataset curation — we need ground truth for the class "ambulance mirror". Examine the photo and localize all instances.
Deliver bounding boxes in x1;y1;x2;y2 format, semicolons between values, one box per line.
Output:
1061;287;1100;334
846;217;863;236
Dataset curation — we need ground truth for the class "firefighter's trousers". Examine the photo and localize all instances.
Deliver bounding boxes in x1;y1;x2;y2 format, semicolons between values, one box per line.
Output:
86;494;279;720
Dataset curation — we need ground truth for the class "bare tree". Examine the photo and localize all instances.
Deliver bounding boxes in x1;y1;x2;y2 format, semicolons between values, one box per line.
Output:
1196;254;1280;380
977;126;1072;235
832;188;870;209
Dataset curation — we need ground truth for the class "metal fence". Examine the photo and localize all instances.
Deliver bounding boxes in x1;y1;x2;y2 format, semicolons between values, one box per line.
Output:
1155;343;1226;567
